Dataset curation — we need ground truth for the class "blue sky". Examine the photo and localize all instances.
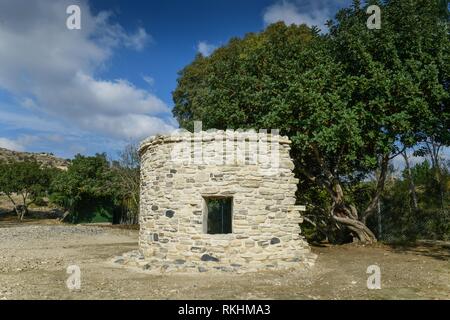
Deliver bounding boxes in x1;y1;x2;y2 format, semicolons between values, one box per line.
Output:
0;0;352;159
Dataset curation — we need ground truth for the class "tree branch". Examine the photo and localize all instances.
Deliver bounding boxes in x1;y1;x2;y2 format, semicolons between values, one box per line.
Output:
362;153;390;221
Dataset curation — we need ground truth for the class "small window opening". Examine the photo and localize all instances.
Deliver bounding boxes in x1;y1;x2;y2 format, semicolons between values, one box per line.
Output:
203;197;232;234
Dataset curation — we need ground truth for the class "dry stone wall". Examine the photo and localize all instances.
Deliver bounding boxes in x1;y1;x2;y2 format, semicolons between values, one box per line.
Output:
117;130;316;273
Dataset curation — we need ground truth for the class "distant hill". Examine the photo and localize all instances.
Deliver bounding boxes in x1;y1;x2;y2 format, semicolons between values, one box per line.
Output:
0;148;70;170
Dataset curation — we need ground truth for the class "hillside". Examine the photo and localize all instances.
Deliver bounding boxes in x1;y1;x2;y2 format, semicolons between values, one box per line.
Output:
0;147;69;170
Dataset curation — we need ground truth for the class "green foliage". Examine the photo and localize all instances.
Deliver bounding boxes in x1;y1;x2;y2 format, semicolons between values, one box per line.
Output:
0;159;53;220
50;153;120;223
299;184;352;244
375;160;450;242
329;0;449;147
111;143;140;224
174;0;448;173
49;147;141;225
172;0;449;242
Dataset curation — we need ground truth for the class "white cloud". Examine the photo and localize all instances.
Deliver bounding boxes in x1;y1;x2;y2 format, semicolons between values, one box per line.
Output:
0;135;40;152
0;108;74;134
197;41;217;57
392;147;450;172
0;137;25;151
20;98;39;110
79;113;176;140
92;11;151;51
142;75;155;87
0;0;174;143
263;0;330;29
124;27;150;51
41;72;169;118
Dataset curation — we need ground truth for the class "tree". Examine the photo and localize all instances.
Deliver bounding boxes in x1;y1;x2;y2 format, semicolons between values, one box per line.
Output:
111;143;140;224
401;150;419;211
172;0;449;242
379;159;450;241
415;137;448;210
0;160;52;221
50;153;119;223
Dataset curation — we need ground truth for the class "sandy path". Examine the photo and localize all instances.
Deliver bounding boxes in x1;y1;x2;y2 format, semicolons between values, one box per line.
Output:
0;223;448;300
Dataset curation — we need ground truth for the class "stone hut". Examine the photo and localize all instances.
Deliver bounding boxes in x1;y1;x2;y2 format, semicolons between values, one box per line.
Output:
136;129;316;272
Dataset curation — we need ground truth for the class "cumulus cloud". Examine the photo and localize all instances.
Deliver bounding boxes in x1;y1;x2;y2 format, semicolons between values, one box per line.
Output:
0;108;71;134
92;11;151;51
0;137;25;151
0;135;40;152
263;0;331;30
124;27;150;51
79;113;176;139
39;72;169;120
197;41;217;57
0;0;174;144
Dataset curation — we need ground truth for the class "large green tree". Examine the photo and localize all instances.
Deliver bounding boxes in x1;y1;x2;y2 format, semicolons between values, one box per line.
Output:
172;0;449;242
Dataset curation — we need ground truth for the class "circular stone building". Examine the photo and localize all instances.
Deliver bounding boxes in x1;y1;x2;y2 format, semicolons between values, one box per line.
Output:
133;129;316;273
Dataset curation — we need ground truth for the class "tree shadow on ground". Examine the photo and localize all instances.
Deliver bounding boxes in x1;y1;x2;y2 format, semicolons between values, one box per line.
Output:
387;240;450;261
309;241;330;248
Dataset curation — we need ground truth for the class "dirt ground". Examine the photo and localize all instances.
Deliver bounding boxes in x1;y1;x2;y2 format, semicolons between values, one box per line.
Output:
0;218;448;300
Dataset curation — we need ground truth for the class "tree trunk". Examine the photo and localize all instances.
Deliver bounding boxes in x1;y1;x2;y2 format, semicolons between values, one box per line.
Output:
6;194;22;222
330;192;377;243
361;154;390;223
333;215;377;243
329;179;377;243
59;210;71;222
328;154;390;243
377;198;382;239
401;151;418;210
426;139;445;210
19;192;30;221
19;207;27;221
304;146;387;244
13;206;21;221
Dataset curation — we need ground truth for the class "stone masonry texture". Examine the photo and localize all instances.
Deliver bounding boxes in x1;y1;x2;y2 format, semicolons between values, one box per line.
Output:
122;130;316;273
